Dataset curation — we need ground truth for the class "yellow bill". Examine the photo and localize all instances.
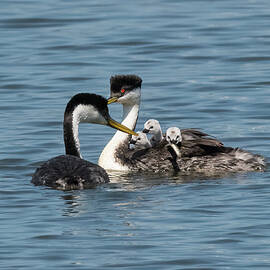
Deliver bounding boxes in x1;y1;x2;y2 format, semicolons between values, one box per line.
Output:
107;118;138;136
107;97;118;104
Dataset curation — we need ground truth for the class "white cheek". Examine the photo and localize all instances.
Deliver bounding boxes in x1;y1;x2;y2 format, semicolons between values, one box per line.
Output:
118;87;141;105
118;95;129;104
73;104;107;125
87;110;107;125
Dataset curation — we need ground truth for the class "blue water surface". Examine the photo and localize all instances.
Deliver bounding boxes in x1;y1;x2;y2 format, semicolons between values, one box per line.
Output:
1;0;270;269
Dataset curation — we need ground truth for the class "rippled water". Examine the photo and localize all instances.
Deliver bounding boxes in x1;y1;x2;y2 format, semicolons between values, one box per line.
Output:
1;0;270;269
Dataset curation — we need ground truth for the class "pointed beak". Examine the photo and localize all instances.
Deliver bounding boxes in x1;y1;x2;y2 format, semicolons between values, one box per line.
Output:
142;128;149;133
107;117;138;136
107;97;118;104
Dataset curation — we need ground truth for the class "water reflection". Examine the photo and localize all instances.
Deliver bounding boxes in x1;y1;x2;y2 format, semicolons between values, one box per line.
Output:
60;189;107;217
107;169;248;190
61;194;82;217
36;165;256;219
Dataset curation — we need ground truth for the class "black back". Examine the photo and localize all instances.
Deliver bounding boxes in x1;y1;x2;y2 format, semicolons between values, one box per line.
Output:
32;155;109;190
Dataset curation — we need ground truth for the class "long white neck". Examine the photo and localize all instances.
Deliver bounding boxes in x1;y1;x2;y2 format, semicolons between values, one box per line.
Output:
98;101;140;171
72;115;82;158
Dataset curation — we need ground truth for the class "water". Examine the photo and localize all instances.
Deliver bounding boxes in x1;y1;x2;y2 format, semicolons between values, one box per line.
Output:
1;0;270;269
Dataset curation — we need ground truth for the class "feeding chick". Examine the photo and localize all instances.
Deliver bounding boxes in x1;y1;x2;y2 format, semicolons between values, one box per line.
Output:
130;131;152;150
143;119;163;146
166;127;182;157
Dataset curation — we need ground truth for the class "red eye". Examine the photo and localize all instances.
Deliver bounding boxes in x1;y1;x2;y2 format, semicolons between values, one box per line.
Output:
121;88;125;93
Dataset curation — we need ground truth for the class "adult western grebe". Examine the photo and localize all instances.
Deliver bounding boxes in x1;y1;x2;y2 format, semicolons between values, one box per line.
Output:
32;93;137;190
100;75;265;174
98;75;142;171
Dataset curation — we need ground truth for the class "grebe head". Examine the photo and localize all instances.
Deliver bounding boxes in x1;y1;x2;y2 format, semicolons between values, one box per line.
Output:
107;74;142;105
142;119;161;134
130;131;151;149
65;93;137;135
166;127;182;145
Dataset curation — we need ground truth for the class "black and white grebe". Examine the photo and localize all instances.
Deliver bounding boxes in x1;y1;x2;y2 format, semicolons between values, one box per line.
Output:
100;75;265;175
32;93;137;190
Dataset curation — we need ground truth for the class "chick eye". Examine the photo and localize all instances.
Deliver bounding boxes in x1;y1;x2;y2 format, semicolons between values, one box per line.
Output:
176;135;179;140
150;126;153;129
167;136;171;140
138;138;141;140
